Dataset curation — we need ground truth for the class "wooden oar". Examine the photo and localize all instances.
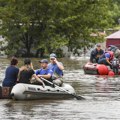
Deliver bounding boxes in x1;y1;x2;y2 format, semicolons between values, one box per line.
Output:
40;77;85;100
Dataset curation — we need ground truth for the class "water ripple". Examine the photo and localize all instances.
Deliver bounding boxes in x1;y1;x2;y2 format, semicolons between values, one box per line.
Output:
0;58;120;119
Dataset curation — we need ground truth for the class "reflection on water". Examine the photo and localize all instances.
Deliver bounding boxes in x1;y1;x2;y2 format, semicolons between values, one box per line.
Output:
0;58;120;119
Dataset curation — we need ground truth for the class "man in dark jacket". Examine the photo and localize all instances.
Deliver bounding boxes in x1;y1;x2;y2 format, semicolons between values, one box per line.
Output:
90;44;104;63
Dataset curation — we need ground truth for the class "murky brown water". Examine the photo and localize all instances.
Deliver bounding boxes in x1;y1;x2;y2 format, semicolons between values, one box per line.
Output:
0;58;120;120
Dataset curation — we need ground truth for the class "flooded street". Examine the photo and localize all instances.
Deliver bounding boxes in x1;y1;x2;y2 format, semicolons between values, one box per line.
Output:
0;58;120;120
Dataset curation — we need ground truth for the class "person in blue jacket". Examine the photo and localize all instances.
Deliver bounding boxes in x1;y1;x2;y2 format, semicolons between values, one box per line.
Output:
98;51;114;67
48;53;64;86
35;59;53;85
35;59;53;80
90;44;104;63
2;57;19;87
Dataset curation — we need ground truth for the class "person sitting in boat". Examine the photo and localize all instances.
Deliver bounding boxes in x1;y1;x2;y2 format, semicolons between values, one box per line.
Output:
98;51;114;68
107;45;118;53
35;59;53;85
107;45;120;59
2;57;19;87
48;53;64;86
18;58;45;86
90;44;104;63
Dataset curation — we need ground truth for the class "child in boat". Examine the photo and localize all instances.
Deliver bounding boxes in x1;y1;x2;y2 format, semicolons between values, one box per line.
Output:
18;58;45;87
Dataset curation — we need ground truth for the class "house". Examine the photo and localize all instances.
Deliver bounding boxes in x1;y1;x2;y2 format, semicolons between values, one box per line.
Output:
106;30;120;48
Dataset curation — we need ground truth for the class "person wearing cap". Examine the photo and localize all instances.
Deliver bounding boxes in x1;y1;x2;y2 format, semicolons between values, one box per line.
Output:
90;44;104;63
35;59;53;82
18;58;45;86
98;51;114;67
48;53;64;86
2;57;19;87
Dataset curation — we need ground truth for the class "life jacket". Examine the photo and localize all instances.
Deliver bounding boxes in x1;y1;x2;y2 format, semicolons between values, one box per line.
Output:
105;51;114;61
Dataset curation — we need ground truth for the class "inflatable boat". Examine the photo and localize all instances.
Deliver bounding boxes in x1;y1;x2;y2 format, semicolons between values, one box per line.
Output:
83;57;120;75
83;62;111;75
83;62;120;75
10;83;76;100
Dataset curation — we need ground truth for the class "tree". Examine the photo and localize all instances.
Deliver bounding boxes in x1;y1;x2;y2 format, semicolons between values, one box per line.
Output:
0;0;114;57
0;0;70;56
109;0;120;25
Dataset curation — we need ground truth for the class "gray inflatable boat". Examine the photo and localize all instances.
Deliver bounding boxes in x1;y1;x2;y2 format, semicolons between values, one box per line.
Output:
11;83;76;100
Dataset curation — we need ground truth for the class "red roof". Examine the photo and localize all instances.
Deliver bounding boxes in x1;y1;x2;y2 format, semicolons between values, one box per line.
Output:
106;30;120;39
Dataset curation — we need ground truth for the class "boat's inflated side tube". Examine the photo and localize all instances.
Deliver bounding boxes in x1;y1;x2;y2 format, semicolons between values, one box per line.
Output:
11;83;76;100
96;64;109;75
62;83;75;94
11;83;26;100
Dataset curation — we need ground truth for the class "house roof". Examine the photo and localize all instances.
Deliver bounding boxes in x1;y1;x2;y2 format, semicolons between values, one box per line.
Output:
106;30;120;39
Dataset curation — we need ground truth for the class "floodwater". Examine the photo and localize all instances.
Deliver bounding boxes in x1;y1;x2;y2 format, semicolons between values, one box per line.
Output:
0;58;120;120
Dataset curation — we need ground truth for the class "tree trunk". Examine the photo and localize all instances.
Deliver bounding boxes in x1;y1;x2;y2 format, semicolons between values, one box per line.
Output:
23;32;33;57
26;46;31;57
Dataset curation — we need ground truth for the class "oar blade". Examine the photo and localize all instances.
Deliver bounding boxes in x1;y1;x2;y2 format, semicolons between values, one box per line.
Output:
71;93;85;100
41;77;85;100
75;95;85;100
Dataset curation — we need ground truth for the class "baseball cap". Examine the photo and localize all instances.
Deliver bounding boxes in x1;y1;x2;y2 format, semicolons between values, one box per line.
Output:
50;53;57;58
39;59;48;64
105;53;110;58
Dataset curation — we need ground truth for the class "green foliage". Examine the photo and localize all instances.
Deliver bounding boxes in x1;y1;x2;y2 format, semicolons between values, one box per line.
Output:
109;0;120;25
0;0;116;56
